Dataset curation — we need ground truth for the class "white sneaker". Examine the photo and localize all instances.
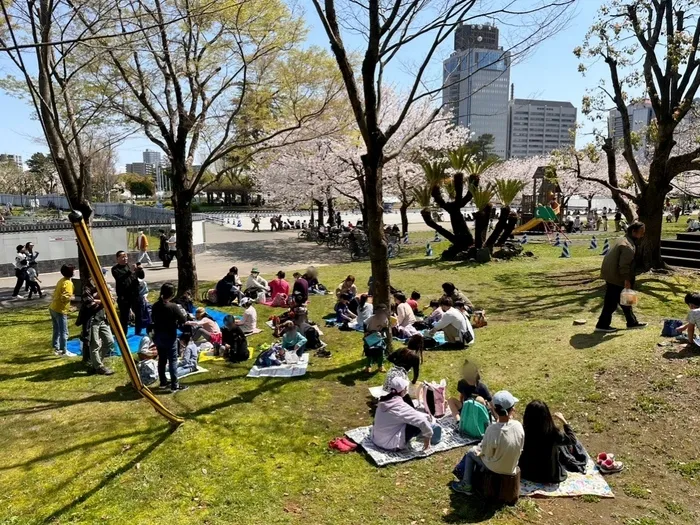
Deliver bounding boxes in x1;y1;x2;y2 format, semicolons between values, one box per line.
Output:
13;295;25;300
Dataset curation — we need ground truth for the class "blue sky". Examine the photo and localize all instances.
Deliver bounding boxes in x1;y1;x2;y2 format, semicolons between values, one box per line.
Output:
0;0;604;171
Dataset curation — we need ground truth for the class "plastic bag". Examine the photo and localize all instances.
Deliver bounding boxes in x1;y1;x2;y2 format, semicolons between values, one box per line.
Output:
620;288;638;306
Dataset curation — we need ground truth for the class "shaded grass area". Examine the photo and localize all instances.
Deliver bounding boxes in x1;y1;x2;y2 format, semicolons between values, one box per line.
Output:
1;233;700;524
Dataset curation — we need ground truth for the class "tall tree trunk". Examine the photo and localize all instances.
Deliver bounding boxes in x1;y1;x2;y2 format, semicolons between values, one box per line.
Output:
327;197;335;227
400;202;409;235
170;158;197;294
486;206;509;248
473;204;492;249
602;137;635;223
636;182;668;270
314;199;324;226
362;153;391;313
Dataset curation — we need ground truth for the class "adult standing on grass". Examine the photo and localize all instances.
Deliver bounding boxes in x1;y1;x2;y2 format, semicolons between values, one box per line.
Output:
135;230;152;266
595;221;647;333
111;251;144;335
150;282;188;392
81;280;115;375
23;242;39;293
49;264;75;355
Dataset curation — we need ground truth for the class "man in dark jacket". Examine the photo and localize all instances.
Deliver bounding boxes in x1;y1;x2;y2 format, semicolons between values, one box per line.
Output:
595;222;647;332
111;251;144;335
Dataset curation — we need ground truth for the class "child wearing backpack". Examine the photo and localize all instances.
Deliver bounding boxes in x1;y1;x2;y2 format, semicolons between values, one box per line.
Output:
447;360;494;422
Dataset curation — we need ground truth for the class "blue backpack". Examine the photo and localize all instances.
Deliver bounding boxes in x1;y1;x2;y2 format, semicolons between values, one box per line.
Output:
661;319;683;337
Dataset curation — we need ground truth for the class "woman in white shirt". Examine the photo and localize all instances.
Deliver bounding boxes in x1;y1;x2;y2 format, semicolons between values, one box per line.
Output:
430;297;475;346
394;292;416;328
236;297;258;334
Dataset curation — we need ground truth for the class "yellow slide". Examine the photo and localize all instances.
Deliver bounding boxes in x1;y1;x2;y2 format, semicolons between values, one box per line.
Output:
513;218;543;234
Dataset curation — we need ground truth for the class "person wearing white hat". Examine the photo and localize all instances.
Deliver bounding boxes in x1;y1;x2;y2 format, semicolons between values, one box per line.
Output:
451;390;524;495
236;297;258;334
371;376;442;452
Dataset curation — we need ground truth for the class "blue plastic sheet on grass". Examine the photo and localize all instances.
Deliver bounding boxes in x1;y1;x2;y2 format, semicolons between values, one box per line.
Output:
66;308;239;356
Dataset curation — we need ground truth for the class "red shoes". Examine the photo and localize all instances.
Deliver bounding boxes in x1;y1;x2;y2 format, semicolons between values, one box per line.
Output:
328;437;358;453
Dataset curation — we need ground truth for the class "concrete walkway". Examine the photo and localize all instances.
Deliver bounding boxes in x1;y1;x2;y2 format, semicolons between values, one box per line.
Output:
0;224;349;307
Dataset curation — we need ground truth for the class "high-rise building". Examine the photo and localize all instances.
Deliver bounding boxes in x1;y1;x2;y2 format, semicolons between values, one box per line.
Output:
507;98;577;158
607;100;653;142
443;23;511;158
126;149;170;193
0;154;23;169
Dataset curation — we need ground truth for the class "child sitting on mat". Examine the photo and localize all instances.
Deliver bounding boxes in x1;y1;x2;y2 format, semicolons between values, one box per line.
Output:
676;292;700;347
176;333;200;377
280;321;307;356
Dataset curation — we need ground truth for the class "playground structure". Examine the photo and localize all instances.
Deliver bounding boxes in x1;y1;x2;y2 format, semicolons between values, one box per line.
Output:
514;166;570;245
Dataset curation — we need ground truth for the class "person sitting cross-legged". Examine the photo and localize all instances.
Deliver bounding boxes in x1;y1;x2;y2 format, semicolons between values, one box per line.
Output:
371;376;442;452
451;391;524;495
236;297;258;334
429;297;475;347
280;321;307;356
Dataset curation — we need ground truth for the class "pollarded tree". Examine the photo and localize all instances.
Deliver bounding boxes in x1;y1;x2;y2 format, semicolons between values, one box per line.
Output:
578;0;700;268
311;0;575;308
80;0;344;292
486;179;527;247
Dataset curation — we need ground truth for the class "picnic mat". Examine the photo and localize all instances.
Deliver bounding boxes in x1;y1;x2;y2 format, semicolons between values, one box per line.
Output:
65;308;237;356
519;459;614;498
345;416;479;466
247;353;309;378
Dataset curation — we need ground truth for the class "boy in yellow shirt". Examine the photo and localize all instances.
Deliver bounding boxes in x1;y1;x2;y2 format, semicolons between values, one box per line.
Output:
49;264;75;355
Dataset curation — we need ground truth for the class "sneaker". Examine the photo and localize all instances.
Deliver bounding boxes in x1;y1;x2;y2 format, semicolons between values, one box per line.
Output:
12;295;25;300
53;349;66;356
171;385;189;393
594;326;617;333
627;322;648;330
97;367;115;376
449;481;473;495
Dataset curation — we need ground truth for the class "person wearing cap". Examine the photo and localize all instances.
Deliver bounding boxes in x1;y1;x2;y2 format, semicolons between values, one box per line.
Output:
135;229;152;266
236;297;258;334
269;270;291;301
451;390;524;495
371;376;442;451
245;268;269;297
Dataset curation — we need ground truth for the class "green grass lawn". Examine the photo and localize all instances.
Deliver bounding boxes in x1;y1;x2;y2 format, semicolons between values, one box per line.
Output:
2;227;700;524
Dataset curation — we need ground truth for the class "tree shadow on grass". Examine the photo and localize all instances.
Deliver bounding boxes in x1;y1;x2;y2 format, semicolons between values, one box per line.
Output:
0;359;91;382
570;332;623;349
392;258;454;270
42;428;174;523
0;385;142;417
442;491;499;523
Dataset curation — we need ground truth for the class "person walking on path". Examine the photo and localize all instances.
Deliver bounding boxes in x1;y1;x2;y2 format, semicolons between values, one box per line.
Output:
167;229;177;264
12;244;27;299
111;251;145;336
595;221;647;333
135;230;152;266
23;242;39;292
49;264;75;355
252;214;260;232
158;229;170;267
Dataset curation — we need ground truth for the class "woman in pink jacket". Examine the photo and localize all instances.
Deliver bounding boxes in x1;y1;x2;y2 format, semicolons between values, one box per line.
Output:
371;376;442;451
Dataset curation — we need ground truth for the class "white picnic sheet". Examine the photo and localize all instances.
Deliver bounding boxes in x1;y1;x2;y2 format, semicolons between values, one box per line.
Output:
519;459;614;498
247;353;309;378
345;415;478;466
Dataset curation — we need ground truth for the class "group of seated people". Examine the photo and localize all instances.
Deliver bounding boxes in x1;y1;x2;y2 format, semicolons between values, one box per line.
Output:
370;357;602;499
214;266;327;308
332;277;477;352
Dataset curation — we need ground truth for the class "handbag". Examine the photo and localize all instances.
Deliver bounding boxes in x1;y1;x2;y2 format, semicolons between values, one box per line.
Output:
363;332;384;348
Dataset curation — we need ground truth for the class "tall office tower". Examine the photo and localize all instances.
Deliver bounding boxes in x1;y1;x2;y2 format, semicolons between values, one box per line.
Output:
443;23;511;158
507;98;577;158
607;100;654;163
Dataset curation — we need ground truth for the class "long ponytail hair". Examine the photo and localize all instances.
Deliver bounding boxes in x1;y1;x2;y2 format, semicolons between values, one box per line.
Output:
407;333;424;364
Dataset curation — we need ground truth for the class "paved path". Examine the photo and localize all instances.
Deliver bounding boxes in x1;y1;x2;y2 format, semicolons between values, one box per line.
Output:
0;225;349;307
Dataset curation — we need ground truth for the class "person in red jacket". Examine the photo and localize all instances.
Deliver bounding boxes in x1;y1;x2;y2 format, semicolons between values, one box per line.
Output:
269;270;291;301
